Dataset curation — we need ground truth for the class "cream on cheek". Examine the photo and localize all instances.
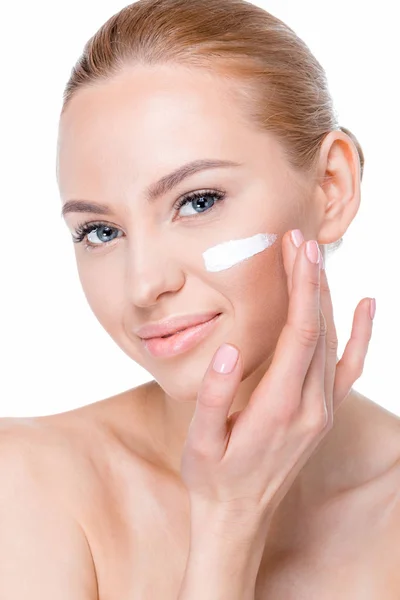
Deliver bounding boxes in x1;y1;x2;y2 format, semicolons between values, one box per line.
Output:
202;233;278;272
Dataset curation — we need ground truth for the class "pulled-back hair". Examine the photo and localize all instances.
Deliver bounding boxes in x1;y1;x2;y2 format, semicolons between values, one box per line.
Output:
62;0;365;254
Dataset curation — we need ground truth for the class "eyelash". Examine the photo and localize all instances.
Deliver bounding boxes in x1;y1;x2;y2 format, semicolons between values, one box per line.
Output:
71;188;226;251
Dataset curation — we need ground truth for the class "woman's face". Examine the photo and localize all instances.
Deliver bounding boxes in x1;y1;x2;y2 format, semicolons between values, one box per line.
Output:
57;64;320;402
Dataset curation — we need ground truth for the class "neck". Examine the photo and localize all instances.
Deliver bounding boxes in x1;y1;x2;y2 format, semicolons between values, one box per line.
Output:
153;352;275;473
146;356;359;513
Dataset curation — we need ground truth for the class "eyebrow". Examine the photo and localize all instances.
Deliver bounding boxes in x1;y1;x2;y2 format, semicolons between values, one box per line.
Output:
60;158;243;219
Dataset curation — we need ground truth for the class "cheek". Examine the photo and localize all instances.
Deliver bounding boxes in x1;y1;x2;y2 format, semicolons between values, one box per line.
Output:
202;231;287;321
216;240;289;369
247;253;288;347
76;257;123;332
202;232;278;272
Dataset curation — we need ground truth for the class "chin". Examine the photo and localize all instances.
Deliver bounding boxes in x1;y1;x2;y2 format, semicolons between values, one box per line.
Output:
149;336;276;404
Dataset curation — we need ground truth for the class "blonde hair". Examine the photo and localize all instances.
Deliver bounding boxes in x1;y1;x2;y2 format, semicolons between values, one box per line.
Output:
62;0;365;254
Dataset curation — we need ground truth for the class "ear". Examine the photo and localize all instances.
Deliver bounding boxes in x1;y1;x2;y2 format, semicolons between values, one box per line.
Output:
313;130;362;245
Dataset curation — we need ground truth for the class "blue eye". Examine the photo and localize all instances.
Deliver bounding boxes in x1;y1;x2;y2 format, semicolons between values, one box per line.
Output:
71;188;226;251
173;189;226;217
72;222;122;250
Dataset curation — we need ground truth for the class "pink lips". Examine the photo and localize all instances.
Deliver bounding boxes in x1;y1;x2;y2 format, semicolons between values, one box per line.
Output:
142;313;222;358
136;311;220;339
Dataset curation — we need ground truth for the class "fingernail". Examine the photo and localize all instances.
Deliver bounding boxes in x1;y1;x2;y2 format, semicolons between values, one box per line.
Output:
370;298;376;320
306;240;320;264
291;229;304;248
212;343;239;374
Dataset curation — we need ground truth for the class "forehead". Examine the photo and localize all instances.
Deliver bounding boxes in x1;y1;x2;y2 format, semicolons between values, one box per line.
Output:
57;64;281;198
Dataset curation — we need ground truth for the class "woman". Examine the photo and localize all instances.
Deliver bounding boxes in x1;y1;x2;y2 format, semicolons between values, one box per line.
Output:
1;0;399;598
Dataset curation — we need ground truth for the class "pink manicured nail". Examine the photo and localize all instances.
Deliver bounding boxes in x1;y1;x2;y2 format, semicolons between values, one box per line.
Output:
291;229;304;248
370;298;376;320
212;344;239;374
306;240;320;264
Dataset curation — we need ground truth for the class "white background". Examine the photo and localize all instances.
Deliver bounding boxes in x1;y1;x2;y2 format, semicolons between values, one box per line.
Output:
0;1;398;417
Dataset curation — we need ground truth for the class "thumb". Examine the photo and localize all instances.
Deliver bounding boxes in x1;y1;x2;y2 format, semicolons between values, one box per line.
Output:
188;343;243;456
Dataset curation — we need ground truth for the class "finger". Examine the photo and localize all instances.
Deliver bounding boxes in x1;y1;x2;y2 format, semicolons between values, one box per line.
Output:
281;233;328;428
333;298;374;410
283;229;303;296
187;343;243;458
260;238;322;401
318;260;339;421
300;307;328;428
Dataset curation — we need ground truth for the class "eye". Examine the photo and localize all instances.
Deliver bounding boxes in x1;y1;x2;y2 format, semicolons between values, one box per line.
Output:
71;189;226;251
72;221;122;250
174;189;226;217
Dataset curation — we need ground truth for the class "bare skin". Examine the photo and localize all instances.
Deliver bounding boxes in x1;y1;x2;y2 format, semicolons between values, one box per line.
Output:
1;382;399;598
2;64;399;597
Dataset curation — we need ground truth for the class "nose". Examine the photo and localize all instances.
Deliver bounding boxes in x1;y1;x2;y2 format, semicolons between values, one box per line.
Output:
126;234;185;307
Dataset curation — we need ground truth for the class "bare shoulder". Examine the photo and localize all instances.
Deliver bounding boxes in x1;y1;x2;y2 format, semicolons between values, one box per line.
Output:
70;380;165;462
0;387;139;499
0;411;97;491
327;389;400;490
336;390;400;582
353;390;400;476
367;408;400;590
0;382;156;512
0;384;157;599
0;416;100;598
0;409;110;527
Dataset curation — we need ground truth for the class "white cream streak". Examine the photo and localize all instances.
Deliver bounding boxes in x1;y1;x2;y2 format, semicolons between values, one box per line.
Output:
202;232;278;272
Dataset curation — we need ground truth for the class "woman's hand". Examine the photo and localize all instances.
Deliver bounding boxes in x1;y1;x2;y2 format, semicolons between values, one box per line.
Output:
181;229;375;528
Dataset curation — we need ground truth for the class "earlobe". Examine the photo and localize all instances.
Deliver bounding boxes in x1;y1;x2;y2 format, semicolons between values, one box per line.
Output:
315;131;361;245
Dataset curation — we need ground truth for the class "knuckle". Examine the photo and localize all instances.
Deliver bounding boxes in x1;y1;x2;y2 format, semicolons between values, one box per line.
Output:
198;382;226;409
303;403;329;433
320;279;331;295
327;336;338;353
308;277;321;292
319;312;327;336
296;324;321;347
269;394;300;426
185;429;212;459
185;442;211;463
187;440;211;459
199;392;225;409
275;402;299;425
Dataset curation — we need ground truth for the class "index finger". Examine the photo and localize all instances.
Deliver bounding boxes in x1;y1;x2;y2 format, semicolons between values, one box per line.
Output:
249;238;322;412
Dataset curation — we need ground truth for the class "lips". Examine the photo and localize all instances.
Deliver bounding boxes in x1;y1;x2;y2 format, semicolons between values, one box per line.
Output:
141;313;222;358
136;311;221;340
160;329;185;338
